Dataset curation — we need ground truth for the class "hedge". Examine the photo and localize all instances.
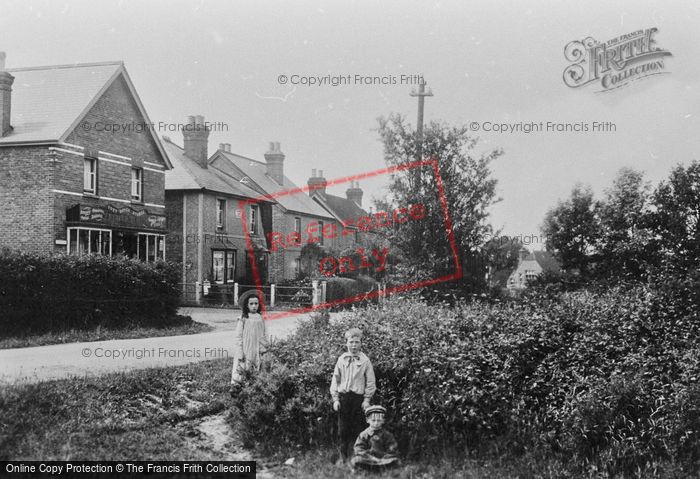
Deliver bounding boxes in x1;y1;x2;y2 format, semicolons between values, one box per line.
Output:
230;271;700;476
325;275;379;305
0;250;181;337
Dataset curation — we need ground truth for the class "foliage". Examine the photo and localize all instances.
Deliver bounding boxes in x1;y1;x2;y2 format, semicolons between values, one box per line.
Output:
298;242;328;280
231;270;700;476
541;162;700;283
647;161;700;271
594;167;654;278
0;250;180;337
375;113;502;295
324;275;379;307
541;183;598;274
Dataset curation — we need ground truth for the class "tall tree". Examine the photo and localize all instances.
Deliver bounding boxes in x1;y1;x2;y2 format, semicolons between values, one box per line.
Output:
648;161;700;270
595;167;653;278
541;184;598;275
376;113;502;293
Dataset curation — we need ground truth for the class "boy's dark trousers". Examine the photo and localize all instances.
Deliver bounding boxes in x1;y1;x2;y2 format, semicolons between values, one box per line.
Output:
337;392;365;460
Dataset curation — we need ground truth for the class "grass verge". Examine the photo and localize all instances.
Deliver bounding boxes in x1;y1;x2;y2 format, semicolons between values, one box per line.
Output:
0;358;235;460
0;315;211;349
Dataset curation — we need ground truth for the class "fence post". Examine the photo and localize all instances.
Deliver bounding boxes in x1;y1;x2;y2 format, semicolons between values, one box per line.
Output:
271;284;276;308
195;281;201;305
312;280;319;306
233;282;239;305
321;281;327;304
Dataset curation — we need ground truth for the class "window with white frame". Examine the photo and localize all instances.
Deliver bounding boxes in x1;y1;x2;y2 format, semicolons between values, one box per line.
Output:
249;204;258;235
212;250;236;284
217;199;226;229
84;158;97;194
67;227;111;256
131;168;143;201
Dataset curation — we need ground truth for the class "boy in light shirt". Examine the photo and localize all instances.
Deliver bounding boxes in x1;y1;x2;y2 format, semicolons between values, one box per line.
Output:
330;327;376;462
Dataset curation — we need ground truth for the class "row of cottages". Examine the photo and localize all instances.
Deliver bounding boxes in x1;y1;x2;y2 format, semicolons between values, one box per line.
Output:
162;116;368;287
0;57;171;257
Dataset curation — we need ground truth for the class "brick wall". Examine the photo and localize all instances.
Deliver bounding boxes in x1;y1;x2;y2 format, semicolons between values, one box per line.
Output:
0;146;54;253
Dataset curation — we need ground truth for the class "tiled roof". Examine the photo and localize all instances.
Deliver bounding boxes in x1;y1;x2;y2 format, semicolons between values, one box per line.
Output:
219;151;333;219
528;250;562;273
314;192;367;225
0;62;122;144
0;61;171;168
163;139;270;200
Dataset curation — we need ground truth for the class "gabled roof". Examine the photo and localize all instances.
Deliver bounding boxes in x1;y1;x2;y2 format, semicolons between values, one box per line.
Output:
517;250;561;273
217;150;333;219
530;250;562;273
163;139;271;201
0;61;171;168
312;192;367;226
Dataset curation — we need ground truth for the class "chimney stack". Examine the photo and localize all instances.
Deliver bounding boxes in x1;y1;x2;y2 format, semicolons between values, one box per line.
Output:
264;141;285;185
307;169;327;196
0;52;15;137
346;180;363;207
519;248;530;262
182;115;210;168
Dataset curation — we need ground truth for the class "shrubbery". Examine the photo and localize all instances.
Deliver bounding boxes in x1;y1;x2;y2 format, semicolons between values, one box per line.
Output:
324;274;379;306
0;250;181;337
231;273;700;476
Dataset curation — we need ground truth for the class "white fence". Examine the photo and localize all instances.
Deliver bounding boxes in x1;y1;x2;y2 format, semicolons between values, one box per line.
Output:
178;281;326;308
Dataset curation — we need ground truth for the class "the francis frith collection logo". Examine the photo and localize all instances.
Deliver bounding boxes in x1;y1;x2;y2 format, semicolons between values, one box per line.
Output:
563;28;672;92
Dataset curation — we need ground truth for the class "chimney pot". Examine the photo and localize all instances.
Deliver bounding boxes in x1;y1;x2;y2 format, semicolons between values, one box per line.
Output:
264;141;285;185
307;168;327;196
182;114;210;168
346;180;363;207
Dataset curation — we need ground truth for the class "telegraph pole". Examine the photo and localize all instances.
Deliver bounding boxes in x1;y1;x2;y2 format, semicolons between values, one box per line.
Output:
410;80;433;162
409;80;433;189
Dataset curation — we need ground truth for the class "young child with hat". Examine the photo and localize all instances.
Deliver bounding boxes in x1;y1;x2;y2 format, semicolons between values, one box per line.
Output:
351;405;401;471
330;327;376;462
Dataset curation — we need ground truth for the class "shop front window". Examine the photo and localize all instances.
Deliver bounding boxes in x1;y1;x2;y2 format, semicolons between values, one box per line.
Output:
138;233;166;262
67;227;111;256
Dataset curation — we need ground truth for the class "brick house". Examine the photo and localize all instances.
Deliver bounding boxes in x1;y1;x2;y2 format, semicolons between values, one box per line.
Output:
163;116;273;289
507;249;562;293
0;55;171;258
209;144;354;282
306;169;366;251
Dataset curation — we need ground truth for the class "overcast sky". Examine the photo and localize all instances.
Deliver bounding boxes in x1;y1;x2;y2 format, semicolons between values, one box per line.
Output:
2;0;699;246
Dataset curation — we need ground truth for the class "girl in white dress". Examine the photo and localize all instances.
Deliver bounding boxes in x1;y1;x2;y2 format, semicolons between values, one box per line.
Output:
231;292;268;388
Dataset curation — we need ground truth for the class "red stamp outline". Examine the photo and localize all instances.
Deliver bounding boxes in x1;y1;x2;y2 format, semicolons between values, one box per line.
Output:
238;158;462;320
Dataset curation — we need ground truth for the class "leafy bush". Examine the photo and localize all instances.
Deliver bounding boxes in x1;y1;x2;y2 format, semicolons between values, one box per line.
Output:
0;250;181;337
231;271;700;476
324;275;378;305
